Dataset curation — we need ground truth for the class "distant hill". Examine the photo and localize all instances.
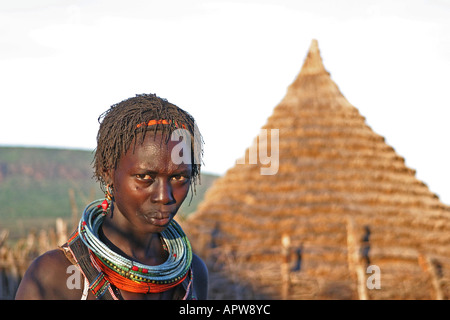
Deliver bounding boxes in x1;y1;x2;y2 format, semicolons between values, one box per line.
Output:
0;146;219;224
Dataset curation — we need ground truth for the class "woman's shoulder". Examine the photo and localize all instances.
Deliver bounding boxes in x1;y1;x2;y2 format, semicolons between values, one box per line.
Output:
15;248;81;299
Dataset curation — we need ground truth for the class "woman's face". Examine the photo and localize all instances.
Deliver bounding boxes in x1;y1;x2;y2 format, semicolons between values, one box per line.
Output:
109;131;192;234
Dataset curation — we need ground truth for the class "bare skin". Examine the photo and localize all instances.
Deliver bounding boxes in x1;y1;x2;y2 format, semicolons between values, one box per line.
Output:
16;132;208;300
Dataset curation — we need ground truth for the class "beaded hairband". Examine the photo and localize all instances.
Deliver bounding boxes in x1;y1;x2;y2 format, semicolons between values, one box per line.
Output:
136;119;187;129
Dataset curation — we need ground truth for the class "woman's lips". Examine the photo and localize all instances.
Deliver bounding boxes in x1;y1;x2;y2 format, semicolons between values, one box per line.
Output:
149;216;170;226
140;212;171;226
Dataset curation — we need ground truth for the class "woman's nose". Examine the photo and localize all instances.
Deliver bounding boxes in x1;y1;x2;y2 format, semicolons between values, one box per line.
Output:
151;178;175;205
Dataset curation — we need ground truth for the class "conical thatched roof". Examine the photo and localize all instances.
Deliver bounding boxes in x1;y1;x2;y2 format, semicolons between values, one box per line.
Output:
184;40;450;300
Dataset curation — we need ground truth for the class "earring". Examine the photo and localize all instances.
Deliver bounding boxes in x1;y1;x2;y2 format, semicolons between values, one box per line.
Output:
105;184;114;201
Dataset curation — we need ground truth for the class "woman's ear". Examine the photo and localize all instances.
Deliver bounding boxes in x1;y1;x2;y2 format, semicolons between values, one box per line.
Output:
102;168;115;186
102;168;115;201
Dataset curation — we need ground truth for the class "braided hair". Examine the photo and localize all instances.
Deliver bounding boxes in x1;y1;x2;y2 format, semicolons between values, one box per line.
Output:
93;93;203;193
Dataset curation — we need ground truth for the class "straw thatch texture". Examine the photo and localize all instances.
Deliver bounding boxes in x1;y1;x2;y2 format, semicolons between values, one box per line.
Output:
184;40;450;300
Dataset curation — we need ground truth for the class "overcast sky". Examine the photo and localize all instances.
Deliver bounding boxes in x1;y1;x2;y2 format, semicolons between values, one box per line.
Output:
1;0;449;204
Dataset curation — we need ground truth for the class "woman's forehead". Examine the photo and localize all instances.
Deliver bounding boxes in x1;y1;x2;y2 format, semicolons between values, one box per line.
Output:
120;131;192;172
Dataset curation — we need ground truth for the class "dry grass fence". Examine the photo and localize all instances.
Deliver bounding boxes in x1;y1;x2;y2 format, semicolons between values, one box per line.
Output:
0;218;69;299
1;216;448;300
0;188;81;299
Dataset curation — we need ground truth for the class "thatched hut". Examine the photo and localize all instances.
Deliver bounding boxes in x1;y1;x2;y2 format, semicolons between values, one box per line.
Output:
184;40;450;300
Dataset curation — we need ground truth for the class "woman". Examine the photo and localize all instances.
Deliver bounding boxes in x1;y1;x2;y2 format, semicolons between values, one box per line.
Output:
16;94;208;300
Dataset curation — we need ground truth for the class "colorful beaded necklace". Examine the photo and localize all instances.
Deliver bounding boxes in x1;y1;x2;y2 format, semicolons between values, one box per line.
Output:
78;199;193;294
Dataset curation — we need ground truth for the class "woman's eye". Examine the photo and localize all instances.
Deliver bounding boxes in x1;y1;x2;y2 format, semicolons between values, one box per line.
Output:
172;175;190;182
136;174;153;181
